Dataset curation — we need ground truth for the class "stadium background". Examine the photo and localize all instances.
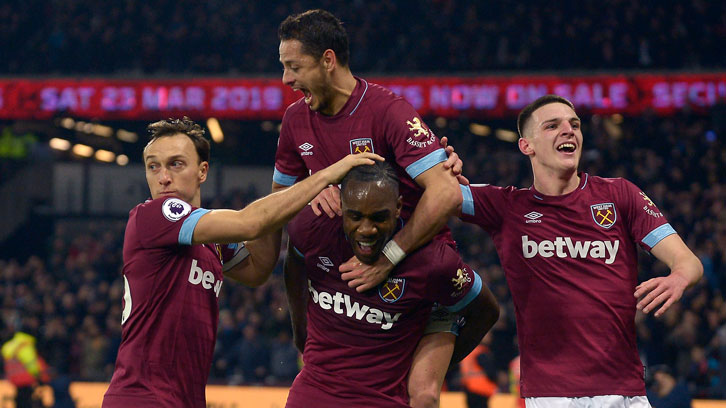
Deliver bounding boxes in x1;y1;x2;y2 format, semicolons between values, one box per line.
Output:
1;0;725;406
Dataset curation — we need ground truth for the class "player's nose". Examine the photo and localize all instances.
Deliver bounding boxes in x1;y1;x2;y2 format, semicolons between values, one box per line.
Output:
282;69;295;87
560;121;575;135
357;220;377;235
158;168;172;184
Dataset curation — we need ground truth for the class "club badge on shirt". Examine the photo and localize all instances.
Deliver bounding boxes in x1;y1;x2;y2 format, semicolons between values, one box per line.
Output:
405;117;436;148
350;138;374;154
162;198;191;222
590;202;617;229
379;277;405;303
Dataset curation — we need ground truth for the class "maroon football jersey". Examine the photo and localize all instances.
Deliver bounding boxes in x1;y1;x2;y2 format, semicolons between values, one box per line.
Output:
285;206;482;407
460;174;675;397
103;197;239;408
274;77;453;243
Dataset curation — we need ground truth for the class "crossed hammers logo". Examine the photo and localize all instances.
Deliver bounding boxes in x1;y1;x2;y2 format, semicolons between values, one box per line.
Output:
597;209;614;225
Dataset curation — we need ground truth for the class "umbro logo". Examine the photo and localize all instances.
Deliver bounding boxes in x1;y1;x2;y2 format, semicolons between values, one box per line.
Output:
524;211;543;223
299;142;314;156
316;256;334;272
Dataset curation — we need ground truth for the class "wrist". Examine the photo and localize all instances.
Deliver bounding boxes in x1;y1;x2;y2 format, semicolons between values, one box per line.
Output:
382;239;406;266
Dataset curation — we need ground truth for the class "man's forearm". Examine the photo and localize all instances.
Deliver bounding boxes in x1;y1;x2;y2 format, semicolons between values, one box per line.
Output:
232;231;282;287
670;253;704;288
393;179;461;254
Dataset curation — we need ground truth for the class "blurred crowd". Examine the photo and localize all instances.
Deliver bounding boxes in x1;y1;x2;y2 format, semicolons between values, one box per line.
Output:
1;108;725;398
2;0;725;75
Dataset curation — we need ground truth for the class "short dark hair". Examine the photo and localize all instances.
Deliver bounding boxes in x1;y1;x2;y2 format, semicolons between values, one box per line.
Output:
278;9;350;67
341;161;399;197
146;117;210;163
517;95;576;138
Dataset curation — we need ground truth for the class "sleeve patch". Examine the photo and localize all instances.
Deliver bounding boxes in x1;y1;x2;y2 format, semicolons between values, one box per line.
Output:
162;198;191;222
447;271;482;313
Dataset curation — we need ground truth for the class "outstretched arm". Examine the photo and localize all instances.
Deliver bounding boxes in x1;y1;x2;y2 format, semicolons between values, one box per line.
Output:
635;234;703;317
192;153;383;244
284;240;309;352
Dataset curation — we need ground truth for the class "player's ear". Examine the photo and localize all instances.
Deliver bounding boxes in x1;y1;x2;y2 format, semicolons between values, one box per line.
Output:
198;161;209;183
322;49;336;72
395;196;403;219
518;137;533;156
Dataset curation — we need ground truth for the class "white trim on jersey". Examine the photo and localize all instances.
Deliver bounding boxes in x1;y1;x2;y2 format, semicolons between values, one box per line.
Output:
222;242;251;272
349;79;369;116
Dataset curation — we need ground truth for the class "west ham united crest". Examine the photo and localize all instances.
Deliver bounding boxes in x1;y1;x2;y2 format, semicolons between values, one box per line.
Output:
590;202;617;229
379;277;405;303
350;138;374;154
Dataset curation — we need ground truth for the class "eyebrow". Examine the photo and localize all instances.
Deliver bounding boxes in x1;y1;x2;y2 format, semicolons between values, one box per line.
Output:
145;154;186;162
540;116;581;126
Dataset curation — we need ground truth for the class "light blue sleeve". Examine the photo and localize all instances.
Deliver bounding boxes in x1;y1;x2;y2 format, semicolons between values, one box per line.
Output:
273;167;299;186
642;223;676;249
405;148;447;179
460;185;474;216
178;208;211;245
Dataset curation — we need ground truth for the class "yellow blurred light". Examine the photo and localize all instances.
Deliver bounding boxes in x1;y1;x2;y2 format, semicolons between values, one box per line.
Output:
207;118;224;143
49;138;71;151
611;114;624;124
74;121;87;131
59;118;75;129
435;117;447;128
116;154;129;166
92;124;114;137
495;129;519;142
469;123;491;137
116;129;138;143
261;121;274;132
95;149;116;162
72;144;94;157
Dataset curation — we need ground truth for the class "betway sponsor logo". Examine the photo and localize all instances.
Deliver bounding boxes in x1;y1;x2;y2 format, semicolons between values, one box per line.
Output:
308;280;401;330
188;259;223;297
522;235;620;265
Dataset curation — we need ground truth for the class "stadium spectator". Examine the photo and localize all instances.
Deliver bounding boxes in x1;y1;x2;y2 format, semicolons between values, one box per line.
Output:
1;316;51;408
454;95;703;405
101;117;382;407
459;332;498;408
646;364;693;408
2;1;724;74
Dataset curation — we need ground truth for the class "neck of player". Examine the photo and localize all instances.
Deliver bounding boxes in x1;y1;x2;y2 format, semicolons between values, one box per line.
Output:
324;69;357;116
532;167;580;196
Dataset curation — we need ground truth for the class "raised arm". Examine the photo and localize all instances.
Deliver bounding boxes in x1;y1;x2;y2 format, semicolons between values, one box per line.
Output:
635;234;703;317
192;153;382;244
